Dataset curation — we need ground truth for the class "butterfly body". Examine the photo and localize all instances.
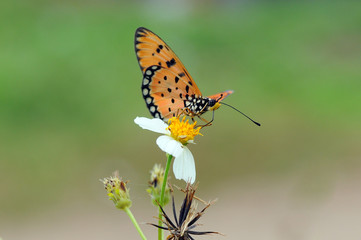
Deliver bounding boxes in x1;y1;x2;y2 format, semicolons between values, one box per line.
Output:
135;27;233;121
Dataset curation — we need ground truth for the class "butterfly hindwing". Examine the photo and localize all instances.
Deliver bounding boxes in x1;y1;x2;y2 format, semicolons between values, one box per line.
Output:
142;65;200;120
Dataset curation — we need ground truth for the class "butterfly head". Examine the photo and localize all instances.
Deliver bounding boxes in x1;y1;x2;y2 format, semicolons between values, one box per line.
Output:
207;98;221;111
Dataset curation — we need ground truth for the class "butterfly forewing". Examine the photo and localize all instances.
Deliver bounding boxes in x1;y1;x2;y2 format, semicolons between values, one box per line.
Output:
135;27;201;96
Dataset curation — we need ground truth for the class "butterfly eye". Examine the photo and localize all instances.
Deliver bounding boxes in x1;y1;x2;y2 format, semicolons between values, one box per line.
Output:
208;99;216;107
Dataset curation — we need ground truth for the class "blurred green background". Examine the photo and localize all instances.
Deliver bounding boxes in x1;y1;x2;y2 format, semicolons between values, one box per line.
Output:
1;0;361;239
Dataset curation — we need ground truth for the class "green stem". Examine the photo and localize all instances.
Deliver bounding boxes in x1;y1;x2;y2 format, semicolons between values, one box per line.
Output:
124;207;147;240
158;154;173;240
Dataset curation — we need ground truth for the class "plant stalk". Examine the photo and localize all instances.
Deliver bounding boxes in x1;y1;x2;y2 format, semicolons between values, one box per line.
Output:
124;207;147;240
158;154;173;240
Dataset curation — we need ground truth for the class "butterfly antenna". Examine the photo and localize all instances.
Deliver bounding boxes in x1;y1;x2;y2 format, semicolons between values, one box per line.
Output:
221;102;261;126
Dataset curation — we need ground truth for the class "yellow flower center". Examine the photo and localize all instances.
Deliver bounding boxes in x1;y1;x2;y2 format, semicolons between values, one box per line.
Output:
167;117;202;145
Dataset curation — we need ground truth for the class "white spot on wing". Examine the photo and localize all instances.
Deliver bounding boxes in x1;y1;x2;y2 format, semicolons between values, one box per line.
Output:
143;88;149;95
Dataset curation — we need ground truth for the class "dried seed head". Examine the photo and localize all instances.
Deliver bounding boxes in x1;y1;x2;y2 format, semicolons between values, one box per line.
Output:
151;183;220;239
101;172;132;210
147;164;170;206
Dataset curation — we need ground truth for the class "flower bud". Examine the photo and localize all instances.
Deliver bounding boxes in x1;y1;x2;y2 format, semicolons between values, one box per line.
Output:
146;164;170;206
101;174;132;210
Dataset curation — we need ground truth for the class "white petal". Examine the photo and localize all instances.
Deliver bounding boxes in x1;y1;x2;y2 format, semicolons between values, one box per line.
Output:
173;147;196;184
134;117;169;134
156;135;183;157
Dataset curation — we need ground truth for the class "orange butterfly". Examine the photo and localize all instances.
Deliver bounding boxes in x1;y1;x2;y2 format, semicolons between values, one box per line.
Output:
134;27;260;126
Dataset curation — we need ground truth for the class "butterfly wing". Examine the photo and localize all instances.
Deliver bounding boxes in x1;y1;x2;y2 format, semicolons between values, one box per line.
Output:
135;27;202;96
142;65;201;120
135;27;233;121
207;90;234;102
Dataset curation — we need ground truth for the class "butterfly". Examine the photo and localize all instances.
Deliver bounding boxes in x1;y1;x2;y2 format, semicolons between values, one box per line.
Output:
134;27;234;124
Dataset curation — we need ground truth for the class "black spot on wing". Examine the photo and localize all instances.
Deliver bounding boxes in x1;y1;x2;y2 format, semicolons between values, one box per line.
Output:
175;76;179;83
179;73;185;77
166;58;176;68
185;85;189;93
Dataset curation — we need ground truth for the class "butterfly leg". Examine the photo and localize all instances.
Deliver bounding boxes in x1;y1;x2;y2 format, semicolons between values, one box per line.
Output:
175;108;191;119
195;119;210;128
196;110;216;128
177;107;199;123
209;110;215;124
195;117;211;128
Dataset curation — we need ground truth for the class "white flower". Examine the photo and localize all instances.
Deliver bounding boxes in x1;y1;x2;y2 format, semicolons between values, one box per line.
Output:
134;117;201;184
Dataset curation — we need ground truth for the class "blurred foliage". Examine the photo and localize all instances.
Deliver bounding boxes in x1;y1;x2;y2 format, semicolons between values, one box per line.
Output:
0;0;360;216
